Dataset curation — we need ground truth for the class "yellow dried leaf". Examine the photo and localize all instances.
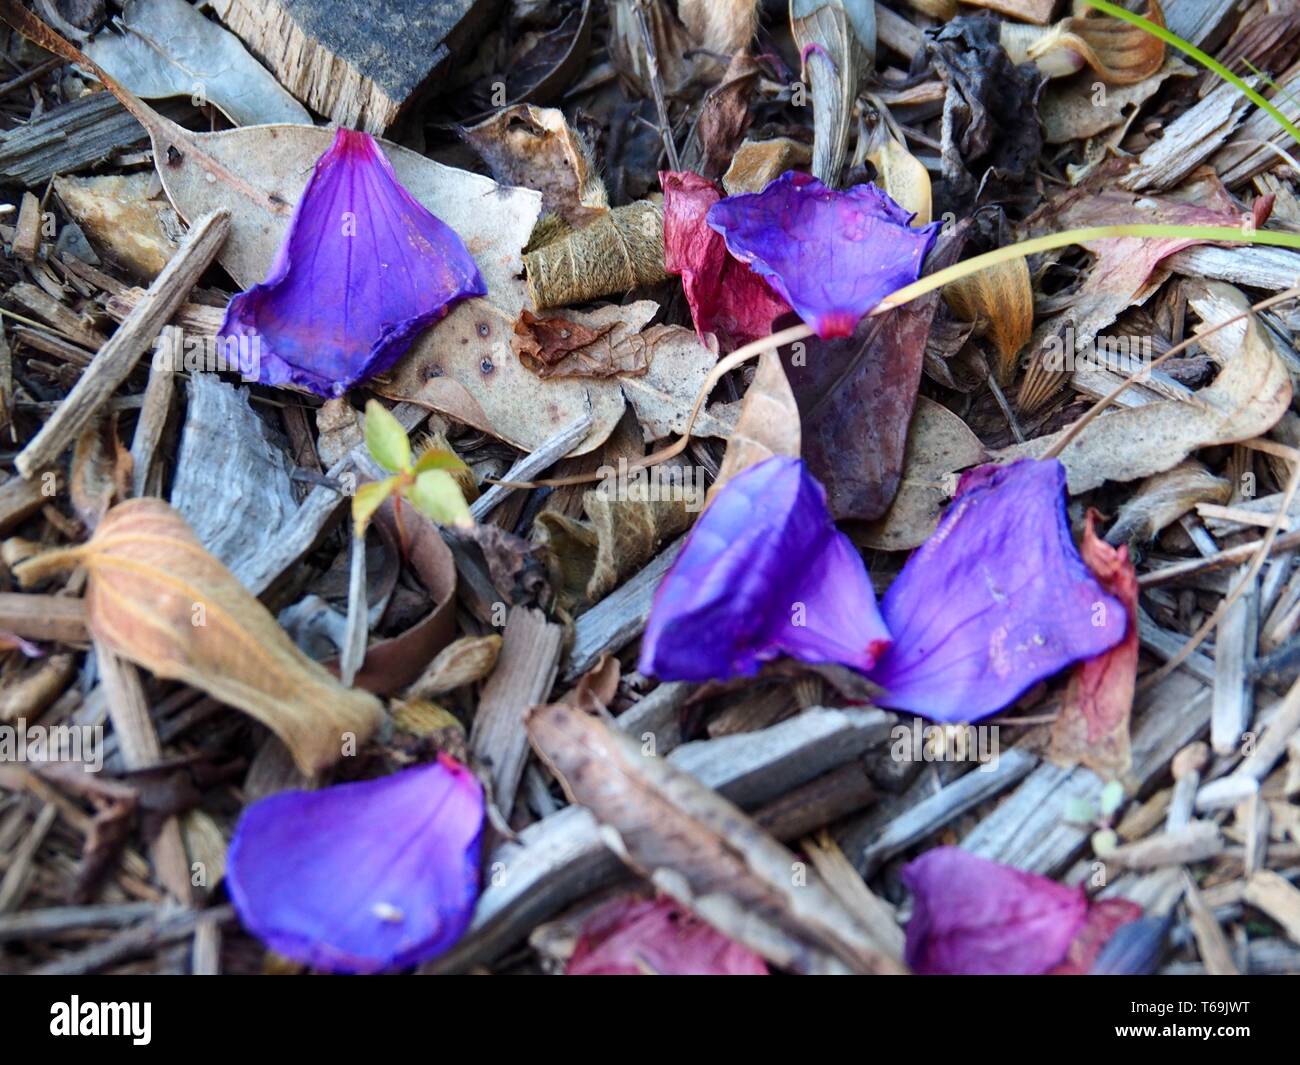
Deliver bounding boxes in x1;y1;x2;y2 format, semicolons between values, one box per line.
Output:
867;133;932;226
14;499;383;775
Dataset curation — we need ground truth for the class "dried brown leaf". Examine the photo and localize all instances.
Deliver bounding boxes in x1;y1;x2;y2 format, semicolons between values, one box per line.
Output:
14;499;383;775
512;303;657;380
404;634;503;699
1105;462;1231;544
858;397;988;552
709;351;800;504
866;130;931;225
1004;301;1292;493
462;105;608;229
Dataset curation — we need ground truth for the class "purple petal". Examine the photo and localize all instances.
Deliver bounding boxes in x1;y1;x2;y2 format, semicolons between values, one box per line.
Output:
903;847;1088;975
219;129;486;397
706;171;940;338
639;456;890;682
226;756;483;973
868;459;1127;723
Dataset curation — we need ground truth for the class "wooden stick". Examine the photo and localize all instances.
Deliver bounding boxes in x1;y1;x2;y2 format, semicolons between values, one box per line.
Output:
470;607;563;818
95;644;193;905
0;592;87;642
14;209;229;480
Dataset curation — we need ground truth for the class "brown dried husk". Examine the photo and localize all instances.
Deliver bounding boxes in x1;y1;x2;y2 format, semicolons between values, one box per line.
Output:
524;201;667;309
14;499;384;775
941;256;1033;385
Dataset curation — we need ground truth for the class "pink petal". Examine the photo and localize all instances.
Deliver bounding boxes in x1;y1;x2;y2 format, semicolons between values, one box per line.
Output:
567;895;768;975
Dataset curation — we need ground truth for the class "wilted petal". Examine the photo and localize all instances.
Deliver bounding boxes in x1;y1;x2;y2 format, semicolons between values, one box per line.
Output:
227;755;483;973
661;170;793;352
903;847;1088;975
869;459;1128;723
567;895;768;975
706;171;940;338
1049;508;1139;777
1047;897;1143;975
219;129;486;397
639;456;890;682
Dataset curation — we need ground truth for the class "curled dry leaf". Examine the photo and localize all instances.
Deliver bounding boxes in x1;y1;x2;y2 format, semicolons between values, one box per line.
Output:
405;635;503;700
523;200;667;310
865;129;931;226
534;473;696;611
942;256;1033;385
1004;307;1292;494
13;500;383;775
461;105;608;229
1048;510;1138;780
858;396;988;552
679;0;760;56
681;53;762;182
69;416;131;532
512;302;658;380
708;350;800;505
526;701;905;975
1000;1;1165;85
1105;462;1231;545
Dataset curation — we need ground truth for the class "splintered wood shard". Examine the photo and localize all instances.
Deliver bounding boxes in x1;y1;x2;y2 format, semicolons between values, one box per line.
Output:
210;0;496;133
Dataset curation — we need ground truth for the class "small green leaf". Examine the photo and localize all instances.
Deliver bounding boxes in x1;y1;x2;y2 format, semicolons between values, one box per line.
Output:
1064;798;1096;825
1099;779;1126;818
364;399;411;473
352;476;399;535
1091;828;1119;858
412;446;469;475
407;469;473;528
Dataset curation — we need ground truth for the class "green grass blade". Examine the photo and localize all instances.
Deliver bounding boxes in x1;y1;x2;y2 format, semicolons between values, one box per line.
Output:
1081;0;1300;148
875;223;1300;313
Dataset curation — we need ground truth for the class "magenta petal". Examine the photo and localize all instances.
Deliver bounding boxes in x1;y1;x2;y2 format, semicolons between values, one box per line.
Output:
567;895;768;975
226;756;483;973
639;456;890;682
219;129;486;397
868;459;1127;723
903;847;1088;975
705;171;941;338
661;170;794;352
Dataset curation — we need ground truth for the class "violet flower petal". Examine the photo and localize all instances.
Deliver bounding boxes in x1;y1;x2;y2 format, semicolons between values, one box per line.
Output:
706;171;940;338
226;755;483;973
639;456;890;682
902;847;1088;975
219;128;486;397
868;459;1127;723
